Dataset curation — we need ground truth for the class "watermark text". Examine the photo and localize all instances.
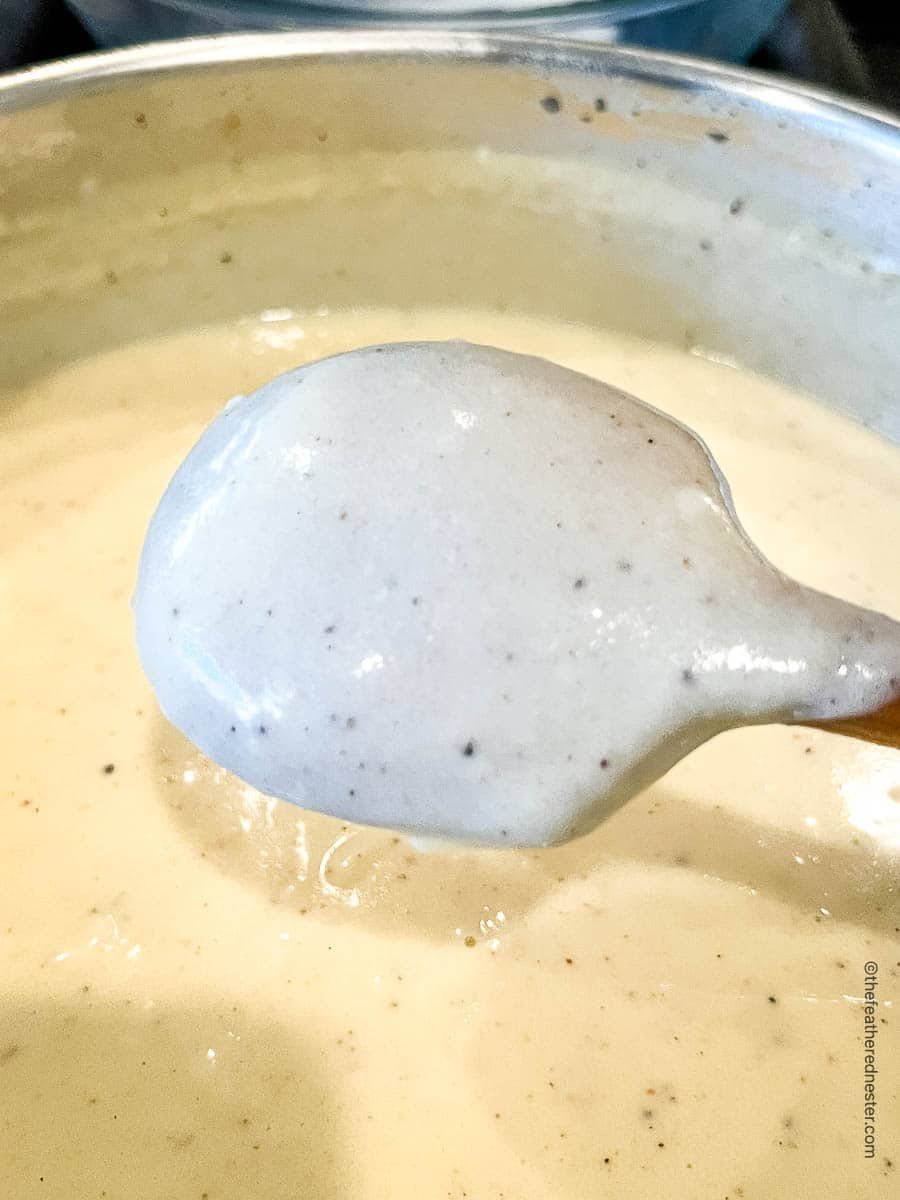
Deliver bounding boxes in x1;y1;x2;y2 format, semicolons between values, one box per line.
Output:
863;961;878;1159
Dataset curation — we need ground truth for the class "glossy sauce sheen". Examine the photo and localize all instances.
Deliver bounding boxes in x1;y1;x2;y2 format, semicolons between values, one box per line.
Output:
134;342;899;846
2;310;899;1198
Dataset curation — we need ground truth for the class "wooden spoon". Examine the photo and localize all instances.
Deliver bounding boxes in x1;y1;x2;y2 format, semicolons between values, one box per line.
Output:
809;694;900;750
134;342;900;846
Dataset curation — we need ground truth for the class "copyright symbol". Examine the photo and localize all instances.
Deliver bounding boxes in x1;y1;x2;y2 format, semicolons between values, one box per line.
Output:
865;961;878;973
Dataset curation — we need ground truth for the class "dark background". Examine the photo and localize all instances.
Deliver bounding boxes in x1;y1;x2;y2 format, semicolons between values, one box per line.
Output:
7;1;900;111
754;0;900;108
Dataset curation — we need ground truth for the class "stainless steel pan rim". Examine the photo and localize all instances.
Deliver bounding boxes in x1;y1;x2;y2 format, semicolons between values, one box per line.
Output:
2;28;900;154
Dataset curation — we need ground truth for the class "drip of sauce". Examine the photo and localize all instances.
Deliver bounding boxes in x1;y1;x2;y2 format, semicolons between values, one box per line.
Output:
134;341;900;846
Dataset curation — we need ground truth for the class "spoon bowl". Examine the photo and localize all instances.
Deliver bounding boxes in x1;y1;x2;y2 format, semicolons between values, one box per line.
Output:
134;341;900;845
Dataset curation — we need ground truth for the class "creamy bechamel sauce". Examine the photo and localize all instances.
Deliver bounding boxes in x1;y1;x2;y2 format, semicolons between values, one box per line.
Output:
2;308;899;1198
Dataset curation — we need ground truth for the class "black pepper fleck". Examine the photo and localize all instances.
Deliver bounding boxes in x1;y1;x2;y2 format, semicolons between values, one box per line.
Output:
258;725;268;736
462;740;476;757
220;251;233;264
541;96;561;114
594;98;606;112
729;197;745;215
707;129;730;142
102;763;115;775
573;577;586;589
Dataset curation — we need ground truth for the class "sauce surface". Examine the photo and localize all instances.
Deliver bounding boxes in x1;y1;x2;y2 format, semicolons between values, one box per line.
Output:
2;309;899;1198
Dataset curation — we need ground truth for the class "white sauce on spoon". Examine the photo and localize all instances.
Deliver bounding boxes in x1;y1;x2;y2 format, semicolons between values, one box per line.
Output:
134;342;900;845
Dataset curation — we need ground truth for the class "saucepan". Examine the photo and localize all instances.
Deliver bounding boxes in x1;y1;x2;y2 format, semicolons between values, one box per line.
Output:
0;32;897;1198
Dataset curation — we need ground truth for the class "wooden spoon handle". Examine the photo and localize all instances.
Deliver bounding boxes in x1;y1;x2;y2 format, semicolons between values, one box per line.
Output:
804;695;900;751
